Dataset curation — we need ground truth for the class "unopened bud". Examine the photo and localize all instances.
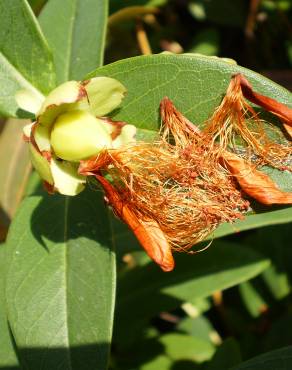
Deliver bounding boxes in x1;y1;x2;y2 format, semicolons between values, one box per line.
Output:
51;110;112;161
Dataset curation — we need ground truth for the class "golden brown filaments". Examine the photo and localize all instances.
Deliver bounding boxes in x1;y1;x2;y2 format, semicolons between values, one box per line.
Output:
80;96;249;253
105;142;248;251
204;74;292;171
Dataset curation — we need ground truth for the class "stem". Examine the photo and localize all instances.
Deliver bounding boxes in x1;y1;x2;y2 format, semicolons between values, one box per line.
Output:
245;0;261;38
136;19;152;55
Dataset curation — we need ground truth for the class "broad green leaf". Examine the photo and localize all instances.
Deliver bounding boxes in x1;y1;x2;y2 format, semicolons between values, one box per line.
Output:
0;119;31;226
115;241;270;342
232;346;292;370
5;189;116;370
39;0;108;83
89;53;292;235
0;244;20;368
207;338;242;370
0;0;56;117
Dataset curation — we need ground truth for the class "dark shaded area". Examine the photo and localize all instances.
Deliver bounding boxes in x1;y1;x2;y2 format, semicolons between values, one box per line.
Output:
0;344;111;370
106;0;292;78
30;188;112;249
0;207;10;241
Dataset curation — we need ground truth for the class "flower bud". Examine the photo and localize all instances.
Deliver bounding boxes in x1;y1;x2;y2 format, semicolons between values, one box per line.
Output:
51;110;112;161
17;76;133;196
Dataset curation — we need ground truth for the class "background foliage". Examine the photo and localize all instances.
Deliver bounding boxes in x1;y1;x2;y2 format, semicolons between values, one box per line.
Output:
1;0;292;369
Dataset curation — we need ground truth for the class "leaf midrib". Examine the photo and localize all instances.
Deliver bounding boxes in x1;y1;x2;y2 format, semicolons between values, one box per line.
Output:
63;196;73;369
66;0;77;81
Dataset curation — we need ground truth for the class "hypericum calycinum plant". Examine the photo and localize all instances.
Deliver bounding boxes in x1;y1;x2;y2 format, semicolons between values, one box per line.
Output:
19;73;292;271
2;2;292;369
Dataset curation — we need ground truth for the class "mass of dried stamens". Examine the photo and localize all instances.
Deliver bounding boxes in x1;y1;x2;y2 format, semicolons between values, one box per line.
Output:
108;143;248;250
203;74;292;171
80;99;249;253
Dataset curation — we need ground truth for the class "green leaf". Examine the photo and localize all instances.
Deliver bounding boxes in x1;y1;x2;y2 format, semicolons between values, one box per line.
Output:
239;281;268;318
5;189;116;369
0;244;20;368
214;207;292;239
89;53;292;235
232;346;292;370
89;54;291;138
0;119;31;225
0;0;56;117
177;315;220;346
115;241;270;342
39;0;108;83
159;333;215;363
24;171;42;197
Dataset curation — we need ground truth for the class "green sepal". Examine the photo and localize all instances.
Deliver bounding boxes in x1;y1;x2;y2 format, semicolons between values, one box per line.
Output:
29;143;54;185
38;81;87;117
51;158;86;196
15;89;44;114
84;77;127;116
